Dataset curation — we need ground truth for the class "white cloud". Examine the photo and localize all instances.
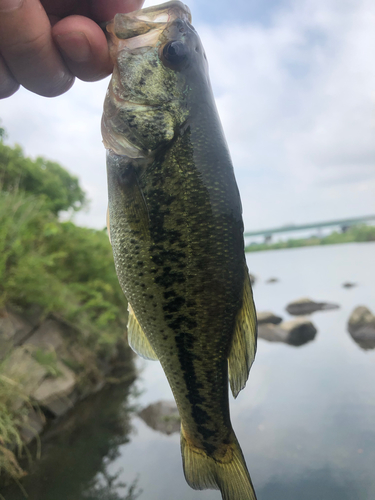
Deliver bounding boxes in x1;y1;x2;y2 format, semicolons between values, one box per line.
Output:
0;0;374;231
198;0;375;228
1;78;110;229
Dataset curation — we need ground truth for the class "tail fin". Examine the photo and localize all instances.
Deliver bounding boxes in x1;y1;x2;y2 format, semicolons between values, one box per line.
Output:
181;427;257;500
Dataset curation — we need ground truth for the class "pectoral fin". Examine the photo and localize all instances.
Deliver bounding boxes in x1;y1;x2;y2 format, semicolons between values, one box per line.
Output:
228;268;257;398
127;303;158;361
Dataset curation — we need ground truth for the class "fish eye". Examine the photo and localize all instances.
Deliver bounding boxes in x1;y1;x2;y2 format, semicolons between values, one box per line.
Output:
161;41;188;69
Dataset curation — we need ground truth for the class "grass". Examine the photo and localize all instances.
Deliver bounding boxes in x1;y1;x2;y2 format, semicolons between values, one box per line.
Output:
31;348;62;378
245;224;375;253
0;367;36;486
0;135;132;489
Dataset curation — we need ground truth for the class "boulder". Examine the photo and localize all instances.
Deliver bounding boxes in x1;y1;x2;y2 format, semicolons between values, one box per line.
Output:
286;297;339;316
20;408;46;444
258;324;285;343
32;362;77;417
258;318;317;346
348;306;375;334
257;311;283;325
0;309;34;360
26;319;65;352
347;306;375;350
2;347;48;401
350;326;375;350
138;401;180;435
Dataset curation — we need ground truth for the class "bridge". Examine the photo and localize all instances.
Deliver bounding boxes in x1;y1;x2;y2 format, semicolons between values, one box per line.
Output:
244;214;375;239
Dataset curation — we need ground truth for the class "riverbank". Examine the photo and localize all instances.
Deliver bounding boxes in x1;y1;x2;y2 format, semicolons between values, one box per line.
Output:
0;305;135;488
245;224;375;252
0;136;135;486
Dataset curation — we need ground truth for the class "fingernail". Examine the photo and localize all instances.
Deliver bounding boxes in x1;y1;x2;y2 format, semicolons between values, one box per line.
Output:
0;0;23;12
55;32;92;63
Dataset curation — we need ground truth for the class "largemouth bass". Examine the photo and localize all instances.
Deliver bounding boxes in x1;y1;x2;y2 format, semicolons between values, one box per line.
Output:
102;2;258;499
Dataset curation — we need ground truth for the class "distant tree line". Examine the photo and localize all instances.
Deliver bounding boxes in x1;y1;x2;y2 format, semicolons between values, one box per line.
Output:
245;225;375;253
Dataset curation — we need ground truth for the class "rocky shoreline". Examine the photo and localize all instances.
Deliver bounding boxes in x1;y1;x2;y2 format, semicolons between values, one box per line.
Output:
0;305;135;483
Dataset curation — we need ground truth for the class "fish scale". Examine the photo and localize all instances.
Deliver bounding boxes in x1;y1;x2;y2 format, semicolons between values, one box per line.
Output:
103;2;258;499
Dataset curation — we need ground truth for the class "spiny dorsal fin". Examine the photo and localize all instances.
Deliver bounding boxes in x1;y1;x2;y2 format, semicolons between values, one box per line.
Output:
228;268;257;398
127;303;158;361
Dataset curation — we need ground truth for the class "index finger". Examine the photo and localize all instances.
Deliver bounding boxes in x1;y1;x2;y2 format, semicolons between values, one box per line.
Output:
0;0;74;97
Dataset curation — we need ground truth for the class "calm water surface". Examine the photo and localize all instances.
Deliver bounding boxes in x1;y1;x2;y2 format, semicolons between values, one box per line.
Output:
4;243;375;500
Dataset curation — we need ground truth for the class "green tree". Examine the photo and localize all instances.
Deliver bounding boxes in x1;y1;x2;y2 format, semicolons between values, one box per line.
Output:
0;128;126;347
0;139;86;214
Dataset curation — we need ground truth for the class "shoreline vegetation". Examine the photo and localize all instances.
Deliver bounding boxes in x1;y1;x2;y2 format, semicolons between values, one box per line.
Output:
245;225;375;253
0;128;133;487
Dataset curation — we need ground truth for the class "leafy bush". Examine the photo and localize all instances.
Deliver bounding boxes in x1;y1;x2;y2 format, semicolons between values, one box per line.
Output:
0;140;86;214
0;368;35;484
0;131;128;352
0;129;131;486
0;190;127;350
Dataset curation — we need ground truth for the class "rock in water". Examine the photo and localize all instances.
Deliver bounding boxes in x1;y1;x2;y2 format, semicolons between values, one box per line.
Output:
266;277;279;284
258;318;317;346
138;401;181;435
342;282;357;288
286;297;339;315
347;306;375;350
257;311;283;325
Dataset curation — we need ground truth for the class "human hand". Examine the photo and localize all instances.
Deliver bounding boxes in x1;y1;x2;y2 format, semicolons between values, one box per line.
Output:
0;0;144;99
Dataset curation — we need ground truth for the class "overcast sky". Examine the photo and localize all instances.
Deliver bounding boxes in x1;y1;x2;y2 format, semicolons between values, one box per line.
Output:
1;0;374;231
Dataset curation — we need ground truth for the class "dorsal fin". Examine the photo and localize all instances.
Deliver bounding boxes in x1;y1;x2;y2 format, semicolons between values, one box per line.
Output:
228;268;257;398
127;303;158;361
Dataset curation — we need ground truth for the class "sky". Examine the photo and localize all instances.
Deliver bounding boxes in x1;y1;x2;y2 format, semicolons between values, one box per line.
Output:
1;0;374;231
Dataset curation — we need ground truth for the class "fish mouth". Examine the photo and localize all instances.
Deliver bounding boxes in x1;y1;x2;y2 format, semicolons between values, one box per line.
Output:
105;1;192;52
102;1;192;157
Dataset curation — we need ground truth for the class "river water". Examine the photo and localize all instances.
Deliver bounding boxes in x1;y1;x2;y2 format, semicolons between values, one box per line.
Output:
4;242;375;500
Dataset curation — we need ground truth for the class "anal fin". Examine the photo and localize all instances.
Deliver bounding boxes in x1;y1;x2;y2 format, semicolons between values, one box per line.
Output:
228;266;257;398
127;303;158;361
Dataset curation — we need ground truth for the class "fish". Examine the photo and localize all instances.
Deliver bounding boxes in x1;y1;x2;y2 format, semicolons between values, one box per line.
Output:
101;2;258;499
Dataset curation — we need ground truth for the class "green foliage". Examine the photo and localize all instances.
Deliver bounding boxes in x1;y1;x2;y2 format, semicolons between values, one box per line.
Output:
0;140;86;214
0;131;127;352
0;128;131;486
0;190;127;350
245;225;375;253
0;370;32;483
32;349;62;378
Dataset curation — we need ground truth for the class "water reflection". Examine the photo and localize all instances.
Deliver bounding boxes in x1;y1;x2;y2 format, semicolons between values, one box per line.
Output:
83;469;141;500
3;243;375;500
258;467;363;500
3;369;141;500
138;401;180;435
